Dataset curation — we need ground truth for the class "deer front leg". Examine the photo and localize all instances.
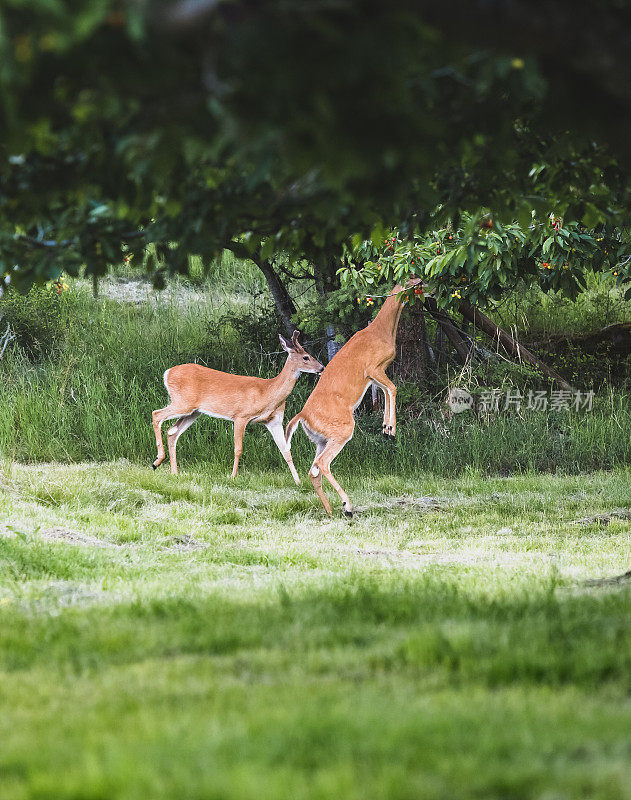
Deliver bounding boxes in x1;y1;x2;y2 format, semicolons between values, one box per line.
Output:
152;406;180;469
368;369;397;439
232;418;248;478
377;382;391;436
264;413;300;484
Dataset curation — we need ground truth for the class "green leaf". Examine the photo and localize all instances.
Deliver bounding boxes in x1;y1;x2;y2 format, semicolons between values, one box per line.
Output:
424;257;438;275
452;247;467;269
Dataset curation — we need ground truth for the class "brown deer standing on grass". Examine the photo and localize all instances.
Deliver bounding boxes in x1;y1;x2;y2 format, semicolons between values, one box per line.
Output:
285;279;423;516
152;331;324;480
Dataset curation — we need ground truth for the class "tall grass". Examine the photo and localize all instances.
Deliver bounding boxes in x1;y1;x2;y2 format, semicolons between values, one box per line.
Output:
0;281;629;475
495;271;631;337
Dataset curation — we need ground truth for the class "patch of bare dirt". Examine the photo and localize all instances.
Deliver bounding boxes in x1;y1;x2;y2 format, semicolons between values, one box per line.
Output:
353;496;445;513
160;533;208;551
1;524;115;547
350;547;522;568
570;510;631;526
38;527;115;548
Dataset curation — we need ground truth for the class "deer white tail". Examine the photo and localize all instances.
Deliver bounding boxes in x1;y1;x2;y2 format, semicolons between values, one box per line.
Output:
285;413;302;445
163;368;172;395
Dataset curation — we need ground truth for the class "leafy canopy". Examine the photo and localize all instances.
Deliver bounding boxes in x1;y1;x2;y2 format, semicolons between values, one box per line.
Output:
1;1;631;292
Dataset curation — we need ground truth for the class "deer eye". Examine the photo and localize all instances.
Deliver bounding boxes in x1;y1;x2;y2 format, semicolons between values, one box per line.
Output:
303;356;309;361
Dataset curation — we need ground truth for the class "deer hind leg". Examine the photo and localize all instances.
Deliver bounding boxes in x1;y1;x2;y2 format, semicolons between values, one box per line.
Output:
307;435;331;514
264;413;300;485
309;468;332;516
368;369;397;439
311;434;353;517
318;441;353;517
231;418;248;478
152;405;184;469
167;411;201;475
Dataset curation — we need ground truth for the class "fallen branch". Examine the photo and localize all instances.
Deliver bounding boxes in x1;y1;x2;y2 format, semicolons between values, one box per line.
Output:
459;301;575;391
532;322;631;356
584;570;631;587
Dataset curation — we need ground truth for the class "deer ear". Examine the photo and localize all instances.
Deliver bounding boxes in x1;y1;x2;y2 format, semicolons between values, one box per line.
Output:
291;330;300;347
278;334;291;353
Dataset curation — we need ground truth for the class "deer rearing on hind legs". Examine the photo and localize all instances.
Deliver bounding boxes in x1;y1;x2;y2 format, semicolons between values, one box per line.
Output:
285;278;423;516
152;331;324;480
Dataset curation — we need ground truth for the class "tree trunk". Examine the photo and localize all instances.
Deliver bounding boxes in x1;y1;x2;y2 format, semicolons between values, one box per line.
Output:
459;300;575;391
434;322;446;366
256;259;298;338
325;324;342;362
417;303;433;374
396;301;431;387
313;249;344;362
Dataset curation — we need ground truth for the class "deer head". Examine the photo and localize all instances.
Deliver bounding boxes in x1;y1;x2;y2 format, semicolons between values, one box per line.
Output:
279;331;324;374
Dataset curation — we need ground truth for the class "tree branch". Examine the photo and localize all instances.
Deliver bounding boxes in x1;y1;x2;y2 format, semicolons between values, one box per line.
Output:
424;296;472;364
17;235;74;248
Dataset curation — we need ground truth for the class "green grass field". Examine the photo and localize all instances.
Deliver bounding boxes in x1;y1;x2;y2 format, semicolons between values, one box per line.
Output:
1;275;630;797
2;461;631;799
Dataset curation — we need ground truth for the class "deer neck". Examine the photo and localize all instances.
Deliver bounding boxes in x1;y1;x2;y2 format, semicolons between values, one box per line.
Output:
368;286;406;344
269;356;300;402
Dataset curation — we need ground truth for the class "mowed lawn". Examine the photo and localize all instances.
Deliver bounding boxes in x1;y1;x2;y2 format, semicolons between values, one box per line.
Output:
1;461;631;799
